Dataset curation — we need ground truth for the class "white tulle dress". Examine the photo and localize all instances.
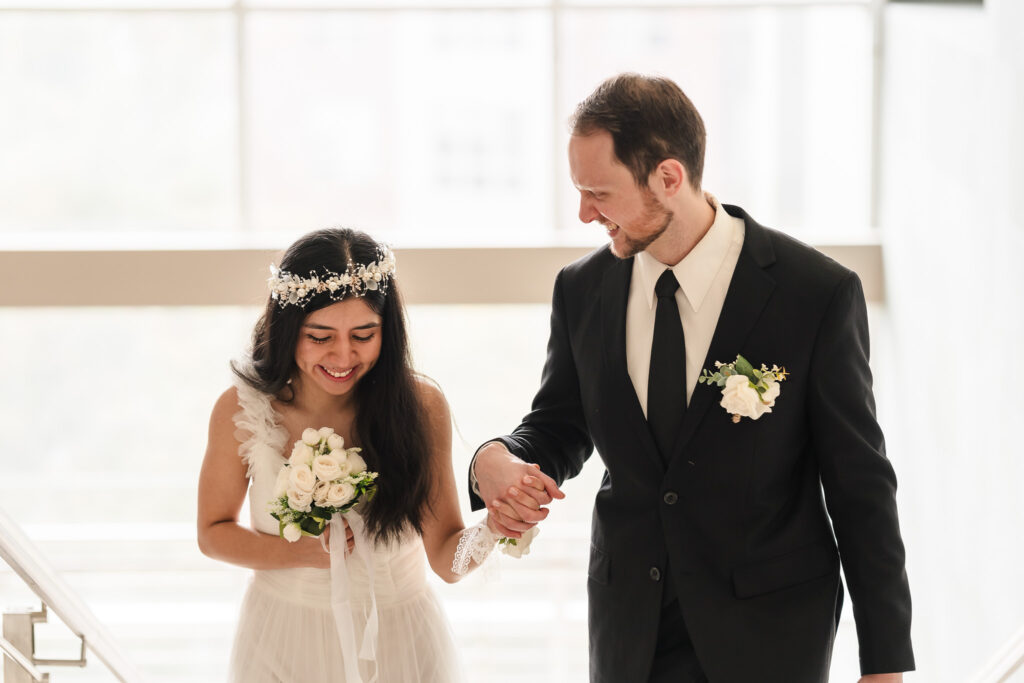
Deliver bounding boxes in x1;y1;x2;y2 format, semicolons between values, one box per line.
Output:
227;381;462;683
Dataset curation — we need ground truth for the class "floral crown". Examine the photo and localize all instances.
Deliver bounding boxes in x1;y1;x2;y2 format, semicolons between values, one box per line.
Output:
267;245;397;308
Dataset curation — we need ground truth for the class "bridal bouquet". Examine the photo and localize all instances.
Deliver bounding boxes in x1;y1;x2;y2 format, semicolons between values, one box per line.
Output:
268;427;379;542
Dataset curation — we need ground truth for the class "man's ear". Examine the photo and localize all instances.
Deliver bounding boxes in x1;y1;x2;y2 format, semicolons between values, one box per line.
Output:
652;159;688;198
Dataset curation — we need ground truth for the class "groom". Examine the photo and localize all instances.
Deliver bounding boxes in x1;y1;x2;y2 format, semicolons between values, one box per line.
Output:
470;74;914;683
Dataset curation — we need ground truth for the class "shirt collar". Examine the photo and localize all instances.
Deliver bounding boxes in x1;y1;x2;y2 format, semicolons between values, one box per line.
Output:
636;192;741;313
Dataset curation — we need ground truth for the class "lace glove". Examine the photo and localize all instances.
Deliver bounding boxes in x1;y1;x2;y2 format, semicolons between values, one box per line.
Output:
451;518;539;576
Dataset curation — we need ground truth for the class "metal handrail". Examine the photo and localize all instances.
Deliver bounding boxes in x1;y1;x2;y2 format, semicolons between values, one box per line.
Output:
0;506;144;682
0;633;48;682
970;624;1024;683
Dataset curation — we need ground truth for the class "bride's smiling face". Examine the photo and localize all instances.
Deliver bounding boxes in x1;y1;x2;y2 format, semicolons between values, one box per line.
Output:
292;298;383;399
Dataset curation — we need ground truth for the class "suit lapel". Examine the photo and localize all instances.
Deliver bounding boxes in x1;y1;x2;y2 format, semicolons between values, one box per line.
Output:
600;256;665;472
672;208;777;460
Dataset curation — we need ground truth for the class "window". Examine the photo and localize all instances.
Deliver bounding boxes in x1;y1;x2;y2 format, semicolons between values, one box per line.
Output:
1;0;874;242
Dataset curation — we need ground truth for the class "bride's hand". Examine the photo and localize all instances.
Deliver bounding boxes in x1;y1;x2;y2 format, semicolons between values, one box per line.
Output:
341;518;355;553
296;529;331;569
324;519;357;554
293;521;353;568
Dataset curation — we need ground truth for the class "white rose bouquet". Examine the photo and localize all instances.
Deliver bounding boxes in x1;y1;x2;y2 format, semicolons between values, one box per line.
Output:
698;354;789;423
268;427;379;542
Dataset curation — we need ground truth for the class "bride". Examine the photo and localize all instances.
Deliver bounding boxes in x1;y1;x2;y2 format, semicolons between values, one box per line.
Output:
197;228;520;682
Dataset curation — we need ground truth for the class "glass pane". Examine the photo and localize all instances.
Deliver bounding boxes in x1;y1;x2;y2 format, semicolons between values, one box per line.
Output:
558;6;873;239
0;0;231;7
245;11;553;245
564;0;869;5
0;14;237;233
245;0;547;6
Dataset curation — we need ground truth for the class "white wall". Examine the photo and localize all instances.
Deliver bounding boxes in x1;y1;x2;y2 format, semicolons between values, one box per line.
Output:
879;1;1024;679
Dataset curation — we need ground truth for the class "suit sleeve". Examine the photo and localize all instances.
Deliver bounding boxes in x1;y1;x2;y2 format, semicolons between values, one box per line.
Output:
469;269;594;511
809;272;915;675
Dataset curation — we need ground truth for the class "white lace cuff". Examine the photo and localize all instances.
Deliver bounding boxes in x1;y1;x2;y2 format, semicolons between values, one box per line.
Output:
452;521;499;576
451;520;539;576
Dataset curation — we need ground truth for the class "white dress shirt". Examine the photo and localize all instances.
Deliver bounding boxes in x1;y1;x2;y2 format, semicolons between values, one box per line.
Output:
627;194;745;415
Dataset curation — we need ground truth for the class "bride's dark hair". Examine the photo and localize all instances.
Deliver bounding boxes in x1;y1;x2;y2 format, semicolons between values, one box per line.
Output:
232;227;431;546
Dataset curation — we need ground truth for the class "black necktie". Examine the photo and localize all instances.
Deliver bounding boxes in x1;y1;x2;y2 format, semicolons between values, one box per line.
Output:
648;269;686;463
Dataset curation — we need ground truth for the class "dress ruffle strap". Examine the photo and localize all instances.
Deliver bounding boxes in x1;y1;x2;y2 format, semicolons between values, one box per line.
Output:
232;376;289;478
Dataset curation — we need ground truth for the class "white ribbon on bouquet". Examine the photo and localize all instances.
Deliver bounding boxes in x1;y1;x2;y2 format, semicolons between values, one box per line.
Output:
328;512;380;683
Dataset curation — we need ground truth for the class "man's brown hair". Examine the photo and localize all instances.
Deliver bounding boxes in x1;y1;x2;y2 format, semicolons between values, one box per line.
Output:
570;73;706;191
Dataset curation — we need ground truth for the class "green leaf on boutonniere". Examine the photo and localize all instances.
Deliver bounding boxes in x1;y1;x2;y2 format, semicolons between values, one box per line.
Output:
735;355;755;379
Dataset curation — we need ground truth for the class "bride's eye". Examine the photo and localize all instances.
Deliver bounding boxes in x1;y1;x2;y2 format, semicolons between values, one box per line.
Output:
353;333;375;343
307;334;330;344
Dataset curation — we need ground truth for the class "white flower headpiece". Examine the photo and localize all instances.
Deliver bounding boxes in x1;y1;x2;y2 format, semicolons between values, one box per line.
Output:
267;245;397;308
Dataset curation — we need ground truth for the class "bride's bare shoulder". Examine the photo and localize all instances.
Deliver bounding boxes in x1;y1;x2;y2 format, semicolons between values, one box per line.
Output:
413;375;450;419
206;386;244;436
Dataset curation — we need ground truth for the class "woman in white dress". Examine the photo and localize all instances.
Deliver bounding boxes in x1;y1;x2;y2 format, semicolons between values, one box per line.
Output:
197;228;522;682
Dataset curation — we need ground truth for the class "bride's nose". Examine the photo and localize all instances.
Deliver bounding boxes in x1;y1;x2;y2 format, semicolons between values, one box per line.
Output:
329;339;354;360
327;339;355;359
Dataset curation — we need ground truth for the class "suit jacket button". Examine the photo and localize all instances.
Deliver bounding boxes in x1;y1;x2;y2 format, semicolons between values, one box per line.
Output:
663;491;678;505
649;567;661;582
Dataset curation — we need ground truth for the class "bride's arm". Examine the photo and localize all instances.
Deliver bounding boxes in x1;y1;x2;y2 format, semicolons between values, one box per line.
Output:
197;387;338;570
418;381;544;584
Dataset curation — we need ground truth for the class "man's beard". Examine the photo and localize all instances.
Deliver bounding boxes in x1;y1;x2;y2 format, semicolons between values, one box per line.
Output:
609;191;674;259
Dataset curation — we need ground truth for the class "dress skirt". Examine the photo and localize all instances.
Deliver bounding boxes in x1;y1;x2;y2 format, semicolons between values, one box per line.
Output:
229;567;461;683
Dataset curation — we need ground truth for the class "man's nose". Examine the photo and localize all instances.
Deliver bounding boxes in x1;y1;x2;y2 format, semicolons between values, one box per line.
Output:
578;195;600;224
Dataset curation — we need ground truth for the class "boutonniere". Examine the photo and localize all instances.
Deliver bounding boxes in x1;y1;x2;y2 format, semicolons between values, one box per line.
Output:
698;355;789;423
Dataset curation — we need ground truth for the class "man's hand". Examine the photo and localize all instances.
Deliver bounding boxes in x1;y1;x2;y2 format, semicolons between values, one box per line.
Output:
475;442;564;538
859;674;903;682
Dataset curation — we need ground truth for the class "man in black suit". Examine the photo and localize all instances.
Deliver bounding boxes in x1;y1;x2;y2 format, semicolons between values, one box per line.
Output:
470;74;914;683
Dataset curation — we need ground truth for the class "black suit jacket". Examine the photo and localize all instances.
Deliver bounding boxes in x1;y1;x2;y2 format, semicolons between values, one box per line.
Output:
471;205;914;683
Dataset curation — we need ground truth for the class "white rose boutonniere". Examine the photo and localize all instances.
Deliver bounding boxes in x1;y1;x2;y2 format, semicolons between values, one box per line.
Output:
699;354;789;423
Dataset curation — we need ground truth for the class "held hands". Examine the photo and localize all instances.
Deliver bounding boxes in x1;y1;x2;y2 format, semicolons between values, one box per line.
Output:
475;442;564;539
859;675;903;682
